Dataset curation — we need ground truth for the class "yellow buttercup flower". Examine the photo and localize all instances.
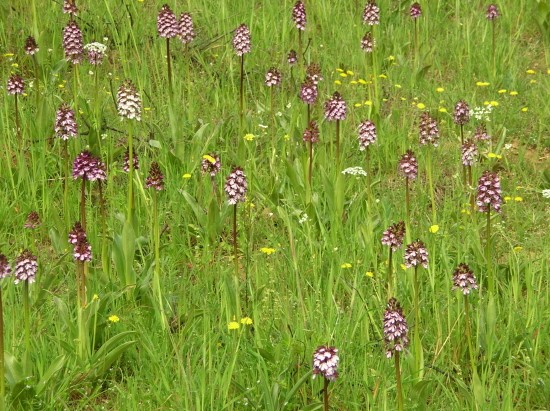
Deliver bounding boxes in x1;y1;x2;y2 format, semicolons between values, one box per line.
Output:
513;246;523;252
487;153;502;159
358;79;367;85
108;315;120;323
350;80;358;85
339;73;347;78
364;100;373;106
240;317;253;325
365;271;374;278
336;68;344;73
436;87;444;92
416;103;426;109
438;107;447;113
526;69;535;74
334;80;342;85
514;196;523;202
354;103;362;107
260;247;276;255
521;107;528;112
182;173;192;179
244;133;255;141
498;89;507;94
346;70;354;76
429;225;440;234
92;294;100;302
341;263;352;269
509;91;518;96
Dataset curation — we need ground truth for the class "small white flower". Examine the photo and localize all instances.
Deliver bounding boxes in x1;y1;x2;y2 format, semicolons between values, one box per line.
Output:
342;166;367;176
298;213;309;224
504;143;512;150
542;189;550;199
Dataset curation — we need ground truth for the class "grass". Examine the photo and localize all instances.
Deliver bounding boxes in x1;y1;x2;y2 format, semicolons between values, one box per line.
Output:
0;0;549;409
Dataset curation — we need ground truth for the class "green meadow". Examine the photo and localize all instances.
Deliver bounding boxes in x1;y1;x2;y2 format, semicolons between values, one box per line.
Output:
0;0;549;409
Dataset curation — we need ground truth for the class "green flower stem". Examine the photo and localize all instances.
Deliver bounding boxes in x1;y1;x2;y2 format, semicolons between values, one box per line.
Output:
23;281;31;375
152;190;167;330
405;178;410;225
464;295;476;374
63;141;70;229
127;121;135;222
492;21;496;78
323;378;330;411
387;248;393;299
486;209;493;295
395;351;404;411
14;94;21;141
335;120;340;166
80;177;87;231
32;55;41;119
308;140;313;190
98;181;110;280
166;38;173;97
233;204;238;279
426;148;436;223
0;287;5;411
239;55;245;130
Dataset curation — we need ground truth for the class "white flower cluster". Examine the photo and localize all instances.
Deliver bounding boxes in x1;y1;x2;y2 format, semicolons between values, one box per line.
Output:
542;189;550;199
83;42;107;54
470;105;493;122
342;166;367;176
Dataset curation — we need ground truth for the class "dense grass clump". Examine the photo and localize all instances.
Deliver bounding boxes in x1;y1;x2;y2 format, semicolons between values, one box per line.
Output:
0;0;549;409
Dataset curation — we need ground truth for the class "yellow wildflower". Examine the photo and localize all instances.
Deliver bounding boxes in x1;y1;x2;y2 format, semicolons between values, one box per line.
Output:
364;100;373;106
365;271;374;278
438;107;447;113
244;133;255;141
260;247;276;255
378;74;387;79
341;263;352;269
334;80;342;85
358;79;367;85
436;87;444;92
203;154;216;164
530;79;537;84
514;196;523;202
429;225;440;234
350;80;358;85
476;81;490;87
182;173;192;179
400;264;407;270
336;68;344;73
521;107;528;112
339;73;347;78
526;69;535;74
487;153;502;159
228;321;240;330
504;196;512;202
509;91;518;96
346;70;354;76
394;84;402;88
108;315;120;323
513;246;523;252
416;103;426;109
92;294;100;301
498;89;507;94
489;101;499;106
240;317;253;325
354;103;362;107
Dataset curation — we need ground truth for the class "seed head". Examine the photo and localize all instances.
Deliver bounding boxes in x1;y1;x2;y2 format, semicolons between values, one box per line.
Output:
410;2;422;19
287;50;298;65
14;250;38;284
461;139;478;166
24;211;41;229
201;153;221;177
486;4;499;20
55;103;78;140
123;149;139;173
419;112;439;146
117;79;142;121
454;100;471;126
474;123;491;141
233;24;251;56
300;78;317;105
303;121;320;144
62;21;84;64
292;1;307;31
476;170;502;213
361;31;375;53
179;12;196;44
63;0;78;16
0;254;11;279
383;298;409;358
24;36;39;55
72;151;107;181
265;67;282;87
157;4;179;38
358;119;377;150
452;263;478;295
324;92;347;121
404;240;429;268
7;75;24;95
225;167;247;205
145;162;165;191
381;221;406;251
363;1;380;25
84;42;107;65
306;63;323;85
399;150;418;180
312;346;339;381
68;221;86;245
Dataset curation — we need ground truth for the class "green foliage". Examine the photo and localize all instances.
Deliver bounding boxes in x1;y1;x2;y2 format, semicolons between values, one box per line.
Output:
0;0;549;409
